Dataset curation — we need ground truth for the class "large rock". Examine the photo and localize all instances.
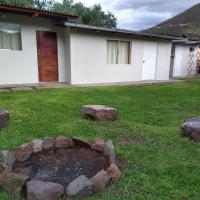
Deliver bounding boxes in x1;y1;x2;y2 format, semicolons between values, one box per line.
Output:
43;137;55;150
91;170;111;193
181;118;200;141
0;150;15;171
103;140;116;164
32;139;43;153
55;136;74;148
91;138;105;152
106;164;121;181
0;108;9;129
15;143;33;161
66;175;93;197
0;171;29;198
82;105;118;121
27;180;64;200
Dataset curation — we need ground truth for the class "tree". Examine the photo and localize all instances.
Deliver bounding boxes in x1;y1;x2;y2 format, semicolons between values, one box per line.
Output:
53;1;117;28
32;0;55;10
0;0;32;7
0;0;117;28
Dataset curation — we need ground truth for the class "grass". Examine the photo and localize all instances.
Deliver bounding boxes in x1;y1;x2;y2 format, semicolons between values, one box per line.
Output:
0;79;200;200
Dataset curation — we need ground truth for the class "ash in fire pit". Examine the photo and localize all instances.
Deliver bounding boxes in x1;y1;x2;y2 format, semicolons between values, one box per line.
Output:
13;146;109;187
0;136;121;200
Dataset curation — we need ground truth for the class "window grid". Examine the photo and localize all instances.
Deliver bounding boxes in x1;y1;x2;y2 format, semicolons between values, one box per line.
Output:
106;40;131;65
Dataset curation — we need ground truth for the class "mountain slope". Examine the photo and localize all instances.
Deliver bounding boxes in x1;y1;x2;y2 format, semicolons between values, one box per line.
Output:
144;3;200;40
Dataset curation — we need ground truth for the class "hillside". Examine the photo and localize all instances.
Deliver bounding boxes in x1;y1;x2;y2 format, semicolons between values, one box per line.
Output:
144;3;200;40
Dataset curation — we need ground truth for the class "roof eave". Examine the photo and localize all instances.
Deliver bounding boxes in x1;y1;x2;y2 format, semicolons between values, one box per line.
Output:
0;4;78;20
65;23;178;40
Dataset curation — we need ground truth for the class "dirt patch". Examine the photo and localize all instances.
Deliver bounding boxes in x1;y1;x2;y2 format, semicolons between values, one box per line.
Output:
118;158;130;171
13;146;109;188
118;135;145;144
110;187;121;196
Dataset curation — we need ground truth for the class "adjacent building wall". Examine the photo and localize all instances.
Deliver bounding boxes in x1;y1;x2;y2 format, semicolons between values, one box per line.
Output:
0;13;69;85
70;30;172;85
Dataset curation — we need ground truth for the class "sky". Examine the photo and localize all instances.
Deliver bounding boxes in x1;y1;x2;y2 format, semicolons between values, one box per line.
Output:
69;0;200;31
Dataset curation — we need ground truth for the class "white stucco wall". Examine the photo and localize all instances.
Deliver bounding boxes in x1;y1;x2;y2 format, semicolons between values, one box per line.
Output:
0;14;172;86
0;14;69;85
70;31;172;84
156;42;172;80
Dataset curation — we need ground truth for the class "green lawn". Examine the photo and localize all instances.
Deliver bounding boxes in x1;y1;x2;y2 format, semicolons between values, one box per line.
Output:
0;79;200;200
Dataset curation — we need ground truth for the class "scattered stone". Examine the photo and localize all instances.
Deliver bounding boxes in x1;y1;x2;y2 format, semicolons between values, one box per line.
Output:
43;137;55;150
66;175;93;197
82;105;118;121
0;171;29;196
55;136;74;148
91;138;105;152
32;139;43;153
27;180;64;200
0;150;15;171
72;137;91;148
106;164;121;181
0;108;9;129
91;170;111;193
15;143;33;162
181;117;200;141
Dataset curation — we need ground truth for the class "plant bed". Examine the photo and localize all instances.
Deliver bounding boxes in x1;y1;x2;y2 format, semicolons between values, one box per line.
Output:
0;136;121;200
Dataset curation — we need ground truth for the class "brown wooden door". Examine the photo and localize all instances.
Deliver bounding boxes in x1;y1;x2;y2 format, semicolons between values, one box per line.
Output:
37;31;58;82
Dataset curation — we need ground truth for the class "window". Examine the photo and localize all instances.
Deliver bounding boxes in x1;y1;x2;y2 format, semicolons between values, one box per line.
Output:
107;40;131;64
0;22;22;50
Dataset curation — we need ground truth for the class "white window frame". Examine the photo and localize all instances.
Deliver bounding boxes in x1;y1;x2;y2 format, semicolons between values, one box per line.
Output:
0;22;22;51
106;39;131;65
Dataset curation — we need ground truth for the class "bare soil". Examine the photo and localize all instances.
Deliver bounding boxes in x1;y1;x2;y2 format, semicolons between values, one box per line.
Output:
13;146;109;187
118;135;145;144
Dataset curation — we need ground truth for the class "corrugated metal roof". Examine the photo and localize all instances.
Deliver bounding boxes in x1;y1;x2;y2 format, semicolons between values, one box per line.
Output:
64;22;184;40
0;3;78;20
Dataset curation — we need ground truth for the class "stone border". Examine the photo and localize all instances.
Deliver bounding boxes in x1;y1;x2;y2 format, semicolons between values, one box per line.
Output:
0;136;121;199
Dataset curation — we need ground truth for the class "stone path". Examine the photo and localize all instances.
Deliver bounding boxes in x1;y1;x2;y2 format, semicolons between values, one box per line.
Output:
0;79;184;93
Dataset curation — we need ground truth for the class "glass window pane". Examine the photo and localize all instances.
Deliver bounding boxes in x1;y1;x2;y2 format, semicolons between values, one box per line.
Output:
119;41;130;64
107;40;118;64
0;23;22;50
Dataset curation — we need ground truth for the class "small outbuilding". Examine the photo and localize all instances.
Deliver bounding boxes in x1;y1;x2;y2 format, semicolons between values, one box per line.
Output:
0;3;175;86
169;41;200;78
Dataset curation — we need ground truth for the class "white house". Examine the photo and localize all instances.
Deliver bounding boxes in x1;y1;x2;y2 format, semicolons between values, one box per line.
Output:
169;41;200;78
0;4;174;86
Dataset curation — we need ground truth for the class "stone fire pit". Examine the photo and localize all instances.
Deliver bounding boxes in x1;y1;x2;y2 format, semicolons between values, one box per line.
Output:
0;136;121;200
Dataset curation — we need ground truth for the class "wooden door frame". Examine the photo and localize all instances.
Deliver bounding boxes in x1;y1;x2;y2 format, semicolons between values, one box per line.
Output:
36;30;59;82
